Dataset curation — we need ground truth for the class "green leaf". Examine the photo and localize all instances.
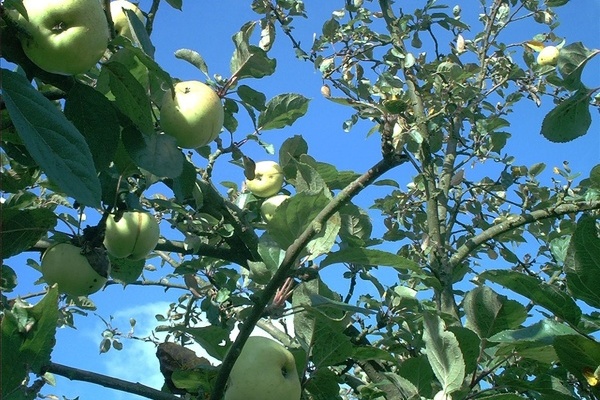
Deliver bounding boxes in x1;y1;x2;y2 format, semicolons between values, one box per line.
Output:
304;367;344;400
64;83;120;171
1;69;102;207
311;314;354;368
480;270;582;325
237;85;267;111
1;311;27;396
422;312;465;394
540;89;592;143
447;326;481;375
164;0;182;10
121;126;184;178
258;93;310;130
557;42;599;91
489;319;578;345
464;286;528;339
321;248;420;272
257;232;285;270
309;294;376;316
553;334;600;392
564;215;600;308
231;22;276;79
21;287;59;373
1;265;18;292
104;61;154;134
108;256;145;284
1;208;57;259
174;49;209;77
396;355;435;398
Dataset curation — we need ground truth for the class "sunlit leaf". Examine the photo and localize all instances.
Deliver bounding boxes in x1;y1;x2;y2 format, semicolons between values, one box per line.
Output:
321;248;420;272
557;42;599;90
174;48;209;77
258;93;310;130
231;21;276;79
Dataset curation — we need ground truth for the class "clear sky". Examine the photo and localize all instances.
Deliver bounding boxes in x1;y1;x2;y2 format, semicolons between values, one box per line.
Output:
5;1;600;399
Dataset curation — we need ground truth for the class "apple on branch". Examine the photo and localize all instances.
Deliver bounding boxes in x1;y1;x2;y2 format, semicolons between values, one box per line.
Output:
160;80;225;149
260;194;290;222
103;211;160;260
537;45;560;66
224;336;302;400
14;0;109;75
41;243;109;296
245;161;285;198
109;0;145;41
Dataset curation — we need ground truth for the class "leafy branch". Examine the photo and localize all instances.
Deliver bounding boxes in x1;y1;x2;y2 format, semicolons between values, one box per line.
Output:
209;154;408;400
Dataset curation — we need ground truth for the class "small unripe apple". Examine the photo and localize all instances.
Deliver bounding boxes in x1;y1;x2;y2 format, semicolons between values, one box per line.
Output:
260;194;290;222
245;161;285;198
109;0;145;41
160;80;225;149
15;0;109;75
41;243;108;296
104;211;160;260
224;336;301;400
537;46;559;66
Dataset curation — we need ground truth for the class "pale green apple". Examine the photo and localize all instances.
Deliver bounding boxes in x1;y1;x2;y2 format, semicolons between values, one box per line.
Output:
224;336;301;400
245;161;285;198
41;243;108;296
16;0;109;75
104;211;160;260
160;80;225;149
109;0;145;41
537;45;559;66
260;194;290;222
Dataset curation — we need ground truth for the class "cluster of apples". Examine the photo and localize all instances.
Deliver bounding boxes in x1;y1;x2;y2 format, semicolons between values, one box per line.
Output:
244;161;291;223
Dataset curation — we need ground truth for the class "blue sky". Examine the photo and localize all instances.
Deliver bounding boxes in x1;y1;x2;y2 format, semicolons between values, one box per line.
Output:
4;1;600;399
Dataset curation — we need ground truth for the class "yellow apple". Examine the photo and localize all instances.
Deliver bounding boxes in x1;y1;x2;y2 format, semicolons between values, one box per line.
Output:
537;46;559;66
260;194;290;222
109;0;145;41
41;243;108;296
224;336;301;400
160;80;225;149
104;211;160;260
15;0;109;75
245;161;285;198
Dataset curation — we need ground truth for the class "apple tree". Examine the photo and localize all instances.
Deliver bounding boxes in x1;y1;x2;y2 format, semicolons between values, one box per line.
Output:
1;0;600;399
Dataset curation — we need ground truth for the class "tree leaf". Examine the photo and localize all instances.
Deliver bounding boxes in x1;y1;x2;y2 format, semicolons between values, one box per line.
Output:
489;319;578;345
258;93;310;130
108;256;145;284
64;83;120;171
174;49;209;77
237;85;267;111
540;89;592;143
564;215;600;308
121;127;184;178
553;334;600;393
1;69;101;207
557;42;599;91
0;208;57;259
479;269;582;325
464;286;528;339
164;0;182;10
396;355;435;398
321;248;420;272
230;22;276;79
422;312;465;394
104;61;154;134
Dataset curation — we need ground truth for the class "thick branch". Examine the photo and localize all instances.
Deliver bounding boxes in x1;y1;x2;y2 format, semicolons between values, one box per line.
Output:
449;201;600;268
43;362;179;400
209;155;408;400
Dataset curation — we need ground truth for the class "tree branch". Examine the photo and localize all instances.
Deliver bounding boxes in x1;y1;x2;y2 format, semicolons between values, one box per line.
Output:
448;201;600;268
209;155;408;400
43;362;179;400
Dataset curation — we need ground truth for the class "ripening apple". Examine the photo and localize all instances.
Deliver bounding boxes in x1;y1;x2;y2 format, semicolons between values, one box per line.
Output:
109;0;145;41
103;211;160;260
15;0;109;75
224;336;302;400
537;46;559;66
160;80;225;149
260;194;290;222
245;161;285;198
41;243;108;296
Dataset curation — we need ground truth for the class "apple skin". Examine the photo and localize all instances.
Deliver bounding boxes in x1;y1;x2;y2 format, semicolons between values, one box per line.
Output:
16;0;109;75
41;243;108;296
110;0;145;40
160;80;225;149
537;46;559;66
104;211;160;260
260;194;290;222
245;161;285;198
224;336;301;400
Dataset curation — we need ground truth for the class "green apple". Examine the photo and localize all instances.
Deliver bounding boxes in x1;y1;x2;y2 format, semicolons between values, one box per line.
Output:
109;0;145;41
160;80;225;149
537;45;559;66
245;161;285;198
41;243;108;296
104;211;160;260
224;336;301;400
15;0;109;75
260;194;290;222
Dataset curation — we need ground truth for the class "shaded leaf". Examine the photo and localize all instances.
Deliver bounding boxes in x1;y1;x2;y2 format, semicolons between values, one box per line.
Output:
489;319;578;345
557;42;599;91
231;22;276;79
258;93;310;130
237;85;267;111
108;256;145;284
122;127;184;178
321;248;420;272
396;355;435;398
540;90;592;143
1;69;101;207
1;208;57;259
554;334;600;395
